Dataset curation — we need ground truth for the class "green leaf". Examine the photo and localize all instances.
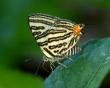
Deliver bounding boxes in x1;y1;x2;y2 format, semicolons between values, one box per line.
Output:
45;38;110;88
0;67;44;88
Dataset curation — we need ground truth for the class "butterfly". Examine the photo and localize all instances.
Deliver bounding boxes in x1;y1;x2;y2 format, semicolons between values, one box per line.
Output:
28;13;84;69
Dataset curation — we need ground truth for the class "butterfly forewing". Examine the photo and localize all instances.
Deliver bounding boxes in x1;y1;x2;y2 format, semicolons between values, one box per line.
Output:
29;13;81;62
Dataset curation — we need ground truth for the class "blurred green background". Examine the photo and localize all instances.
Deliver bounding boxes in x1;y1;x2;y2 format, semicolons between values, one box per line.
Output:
0;0;110;88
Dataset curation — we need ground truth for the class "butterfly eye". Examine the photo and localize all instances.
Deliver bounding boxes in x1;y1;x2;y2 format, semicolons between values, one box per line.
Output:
73;24;84;35
73;25;81;34
75;26;81;33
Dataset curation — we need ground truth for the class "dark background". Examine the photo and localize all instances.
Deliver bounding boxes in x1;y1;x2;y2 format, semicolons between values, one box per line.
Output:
0;0;110;88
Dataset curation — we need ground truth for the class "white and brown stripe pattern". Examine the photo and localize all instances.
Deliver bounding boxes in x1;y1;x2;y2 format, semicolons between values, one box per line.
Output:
29;13;81;63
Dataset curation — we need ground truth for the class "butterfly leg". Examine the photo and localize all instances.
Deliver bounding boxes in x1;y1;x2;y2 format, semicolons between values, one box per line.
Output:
50;62;55;72
68;57;73;61
57;61;67;68
41;56;51;72
35;61;42;75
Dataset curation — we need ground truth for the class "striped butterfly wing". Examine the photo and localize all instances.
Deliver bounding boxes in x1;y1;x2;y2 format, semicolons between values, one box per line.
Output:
53;19;81;56
29;13;61;59
29;13;80;62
